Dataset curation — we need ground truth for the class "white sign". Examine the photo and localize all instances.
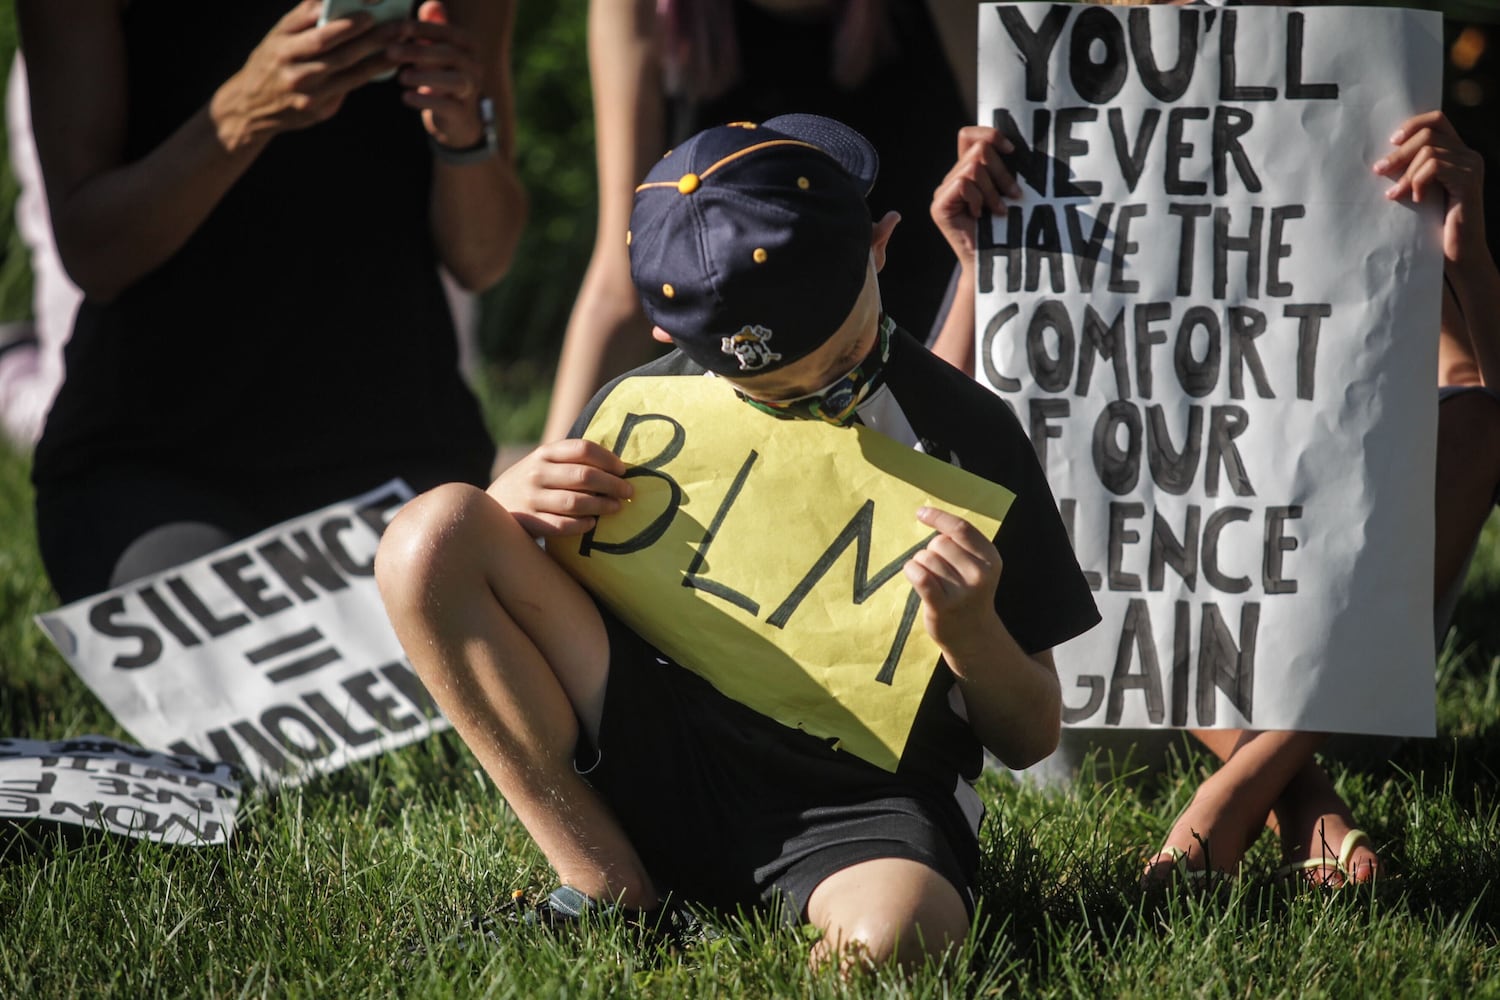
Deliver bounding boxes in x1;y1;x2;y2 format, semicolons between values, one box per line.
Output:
976;4;1441;735
36;481;450;785
0;736;239;846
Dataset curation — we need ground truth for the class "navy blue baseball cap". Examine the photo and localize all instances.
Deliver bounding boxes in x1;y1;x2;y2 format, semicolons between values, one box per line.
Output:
627;114;880;377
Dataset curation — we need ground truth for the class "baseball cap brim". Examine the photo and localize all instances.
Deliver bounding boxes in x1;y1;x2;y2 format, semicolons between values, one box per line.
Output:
761;114;879;196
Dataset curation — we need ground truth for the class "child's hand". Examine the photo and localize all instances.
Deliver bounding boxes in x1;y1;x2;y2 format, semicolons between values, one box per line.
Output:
930;125;1022;267
487;439;634;538
903;506;1003;669
1375;110;1488;265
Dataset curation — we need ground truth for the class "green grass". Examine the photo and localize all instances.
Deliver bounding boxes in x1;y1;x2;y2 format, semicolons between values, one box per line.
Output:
1;435;1498;998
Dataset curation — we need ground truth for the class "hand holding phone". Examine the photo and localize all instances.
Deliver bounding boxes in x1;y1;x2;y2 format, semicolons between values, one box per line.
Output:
319;0;413;80
318;0;414;28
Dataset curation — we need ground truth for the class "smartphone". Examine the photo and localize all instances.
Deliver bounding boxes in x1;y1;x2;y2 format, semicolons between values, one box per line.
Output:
319;0;414;80
318;0;413;28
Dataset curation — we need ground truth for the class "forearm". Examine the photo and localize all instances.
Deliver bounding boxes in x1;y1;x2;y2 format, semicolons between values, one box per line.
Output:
429;153;527;291
541;0;665;442
945;620;1062;769
928;261;976;375
51;106;265;301
1446;240;1500;389
424;0;526;291
22;0;402;302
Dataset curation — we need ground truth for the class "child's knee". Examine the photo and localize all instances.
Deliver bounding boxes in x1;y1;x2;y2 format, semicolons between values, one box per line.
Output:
374;481;488;603
807;861;970;971
812;905;967;972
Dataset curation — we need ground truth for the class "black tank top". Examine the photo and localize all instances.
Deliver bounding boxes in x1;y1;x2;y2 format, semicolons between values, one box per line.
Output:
33;0;494;490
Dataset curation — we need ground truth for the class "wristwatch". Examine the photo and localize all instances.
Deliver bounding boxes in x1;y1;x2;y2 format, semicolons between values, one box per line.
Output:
430;96;500;165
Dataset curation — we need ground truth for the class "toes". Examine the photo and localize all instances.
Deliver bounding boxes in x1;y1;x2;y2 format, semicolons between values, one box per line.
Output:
1347;854;1380;884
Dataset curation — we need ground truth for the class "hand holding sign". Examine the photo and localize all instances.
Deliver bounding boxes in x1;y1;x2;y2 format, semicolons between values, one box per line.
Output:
487;439;635;538
931;125;1023;264
904;506;1004;670
1377;110;1489;266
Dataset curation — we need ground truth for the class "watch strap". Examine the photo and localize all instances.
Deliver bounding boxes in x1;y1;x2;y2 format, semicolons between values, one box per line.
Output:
430;96;499;165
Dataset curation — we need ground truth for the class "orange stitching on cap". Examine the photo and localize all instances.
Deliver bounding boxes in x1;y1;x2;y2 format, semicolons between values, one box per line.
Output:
633;139;824;193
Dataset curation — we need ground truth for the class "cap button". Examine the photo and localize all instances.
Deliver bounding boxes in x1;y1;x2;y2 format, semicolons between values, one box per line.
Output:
678;173;701;195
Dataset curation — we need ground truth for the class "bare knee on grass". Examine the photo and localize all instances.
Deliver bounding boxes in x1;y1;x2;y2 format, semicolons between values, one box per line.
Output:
806;857;970;973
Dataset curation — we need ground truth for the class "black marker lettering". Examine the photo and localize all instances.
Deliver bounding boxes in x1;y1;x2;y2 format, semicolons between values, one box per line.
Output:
1196;602;1258;724
1146;403;1203;495
1150;505;1201;591
1202;506;1252;592
1077;304;1130;398
765;501;933;629
1129;7;1197;101
1107;598;1165;724
997;5;1070;102
90;596;165;670
682;450;761;615
580;412;686;557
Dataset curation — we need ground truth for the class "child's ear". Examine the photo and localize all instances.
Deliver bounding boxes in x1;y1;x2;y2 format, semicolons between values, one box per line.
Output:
870;211;901;272
651;326;675;345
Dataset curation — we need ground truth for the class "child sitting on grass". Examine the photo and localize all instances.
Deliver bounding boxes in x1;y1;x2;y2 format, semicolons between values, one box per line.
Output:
375;113;1099;969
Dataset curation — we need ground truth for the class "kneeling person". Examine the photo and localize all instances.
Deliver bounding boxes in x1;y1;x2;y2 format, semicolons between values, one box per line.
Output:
375;114;1100;969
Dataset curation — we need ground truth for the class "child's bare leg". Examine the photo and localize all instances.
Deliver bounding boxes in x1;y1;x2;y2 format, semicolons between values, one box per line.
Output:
1436;390;1500;600
375;482;658;908
1144;729;1326;880
806;858;970;973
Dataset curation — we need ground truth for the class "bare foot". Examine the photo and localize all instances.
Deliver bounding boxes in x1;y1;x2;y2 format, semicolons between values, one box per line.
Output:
1141;774;1268;887
1271;763;1379;887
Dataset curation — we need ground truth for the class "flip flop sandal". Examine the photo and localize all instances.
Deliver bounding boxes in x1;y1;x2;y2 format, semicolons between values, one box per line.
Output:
1140;845;1228;889
1274;828;1375;888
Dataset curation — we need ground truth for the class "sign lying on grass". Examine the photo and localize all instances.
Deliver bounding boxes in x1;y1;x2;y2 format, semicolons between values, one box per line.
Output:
0;736;239;846
551;375;1011;773
36;481;448;786
975;4;1441;734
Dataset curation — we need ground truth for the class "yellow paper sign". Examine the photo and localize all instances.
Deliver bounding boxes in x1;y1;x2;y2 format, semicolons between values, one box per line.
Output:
550;376;1013;771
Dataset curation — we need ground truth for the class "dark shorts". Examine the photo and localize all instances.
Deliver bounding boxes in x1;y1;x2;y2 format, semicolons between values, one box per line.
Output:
576;609;978;922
